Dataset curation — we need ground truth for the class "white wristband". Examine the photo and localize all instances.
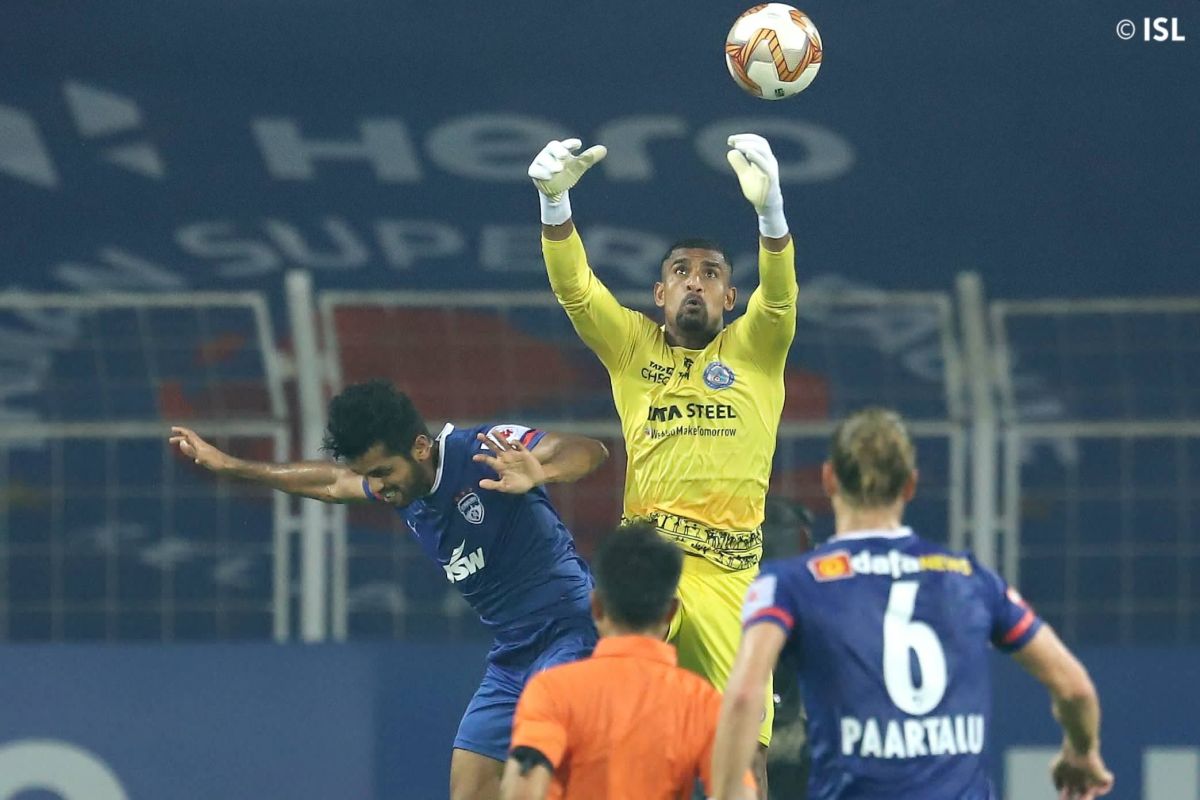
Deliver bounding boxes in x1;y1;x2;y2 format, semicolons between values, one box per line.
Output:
539;189;573;226
758;202;789;239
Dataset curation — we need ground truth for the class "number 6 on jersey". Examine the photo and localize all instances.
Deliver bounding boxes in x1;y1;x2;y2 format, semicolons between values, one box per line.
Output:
883;581;948;716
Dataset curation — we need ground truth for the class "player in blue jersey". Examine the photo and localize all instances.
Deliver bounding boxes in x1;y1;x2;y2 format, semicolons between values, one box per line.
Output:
712;408;1114;800
170;379;610;800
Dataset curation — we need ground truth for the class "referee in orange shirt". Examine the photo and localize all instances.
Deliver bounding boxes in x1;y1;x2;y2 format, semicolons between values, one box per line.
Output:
501;523;756;800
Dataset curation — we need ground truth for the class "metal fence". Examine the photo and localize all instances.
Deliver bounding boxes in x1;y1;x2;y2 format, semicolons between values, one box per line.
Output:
0;292;294;641
991;298;1200;644
0;278;1196;644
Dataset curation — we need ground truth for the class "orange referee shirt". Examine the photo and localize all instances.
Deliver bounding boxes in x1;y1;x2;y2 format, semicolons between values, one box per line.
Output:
509;635;755;799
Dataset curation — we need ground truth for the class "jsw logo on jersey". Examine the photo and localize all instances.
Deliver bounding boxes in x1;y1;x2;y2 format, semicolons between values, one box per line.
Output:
444;540;485;583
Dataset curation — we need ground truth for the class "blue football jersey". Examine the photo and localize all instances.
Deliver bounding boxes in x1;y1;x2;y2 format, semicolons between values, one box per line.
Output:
365;423;595;661
743;528;1042;800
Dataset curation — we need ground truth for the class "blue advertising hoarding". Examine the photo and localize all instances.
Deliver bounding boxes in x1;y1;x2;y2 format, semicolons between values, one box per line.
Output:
0;644;1196;799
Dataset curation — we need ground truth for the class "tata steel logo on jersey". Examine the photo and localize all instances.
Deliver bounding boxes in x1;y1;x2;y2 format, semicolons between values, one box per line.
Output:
647;402;738;422
808;550;855;582
456;491;485;524
444;540;486;583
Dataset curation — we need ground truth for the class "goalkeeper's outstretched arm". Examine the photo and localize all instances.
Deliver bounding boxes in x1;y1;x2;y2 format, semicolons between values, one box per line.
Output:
528;138;607;242
529;139;641;371
723;134;799;365
727;132;797;290
169;426;368;503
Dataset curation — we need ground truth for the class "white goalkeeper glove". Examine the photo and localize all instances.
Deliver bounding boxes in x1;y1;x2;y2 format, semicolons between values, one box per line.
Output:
726;133;788;239
528;138;607;225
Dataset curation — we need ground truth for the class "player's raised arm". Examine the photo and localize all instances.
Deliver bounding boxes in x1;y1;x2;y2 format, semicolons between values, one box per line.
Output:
169;426;369;504
724;134;798;365
529;138;606;244
727;133;792;255
473;430;608;494
1011;626;1114;799
529;139;644;371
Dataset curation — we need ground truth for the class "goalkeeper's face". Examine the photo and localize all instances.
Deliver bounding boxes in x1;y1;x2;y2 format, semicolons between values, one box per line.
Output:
655;248;736;340
351;440;435;507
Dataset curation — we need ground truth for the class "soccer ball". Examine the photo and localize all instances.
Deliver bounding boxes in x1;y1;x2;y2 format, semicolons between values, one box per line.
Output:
725;4;823;100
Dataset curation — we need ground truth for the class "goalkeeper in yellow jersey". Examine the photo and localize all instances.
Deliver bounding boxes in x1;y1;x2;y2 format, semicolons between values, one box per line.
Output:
528;133;797;797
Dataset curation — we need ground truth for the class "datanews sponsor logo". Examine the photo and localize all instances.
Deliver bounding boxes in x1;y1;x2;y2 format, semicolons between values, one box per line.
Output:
808;549;974;582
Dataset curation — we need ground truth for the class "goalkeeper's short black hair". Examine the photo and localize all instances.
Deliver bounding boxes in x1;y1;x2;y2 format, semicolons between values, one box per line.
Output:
660;238;734;274
594;522;683;630
322;379;429;461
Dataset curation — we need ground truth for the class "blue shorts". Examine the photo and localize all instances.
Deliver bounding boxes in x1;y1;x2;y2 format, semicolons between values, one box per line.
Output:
452;622;596;762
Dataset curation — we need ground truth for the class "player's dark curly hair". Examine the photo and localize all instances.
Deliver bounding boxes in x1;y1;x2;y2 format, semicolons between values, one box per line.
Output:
830;407;916;508
660;238;734;276
322;379;429;461
594;521;683;630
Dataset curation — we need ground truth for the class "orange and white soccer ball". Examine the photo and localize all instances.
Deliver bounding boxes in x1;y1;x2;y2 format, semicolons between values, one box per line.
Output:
725;4;823;100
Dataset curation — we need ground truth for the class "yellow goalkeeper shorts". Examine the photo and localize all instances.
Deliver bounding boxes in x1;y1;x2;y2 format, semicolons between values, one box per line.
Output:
668;554;774;746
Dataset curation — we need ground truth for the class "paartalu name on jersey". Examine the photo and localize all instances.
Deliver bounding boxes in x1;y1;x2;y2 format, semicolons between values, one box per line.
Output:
809;549;973;582
841;714;985;759
444;540;485;583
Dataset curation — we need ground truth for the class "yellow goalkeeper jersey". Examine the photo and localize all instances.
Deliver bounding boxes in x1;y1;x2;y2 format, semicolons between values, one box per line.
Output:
543;230;797;571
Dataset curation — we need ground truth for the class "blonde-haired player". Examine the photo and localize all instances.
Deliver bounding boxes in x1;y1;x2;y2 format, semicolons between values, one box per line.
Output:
712;408;1113;800
528;133;797;795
